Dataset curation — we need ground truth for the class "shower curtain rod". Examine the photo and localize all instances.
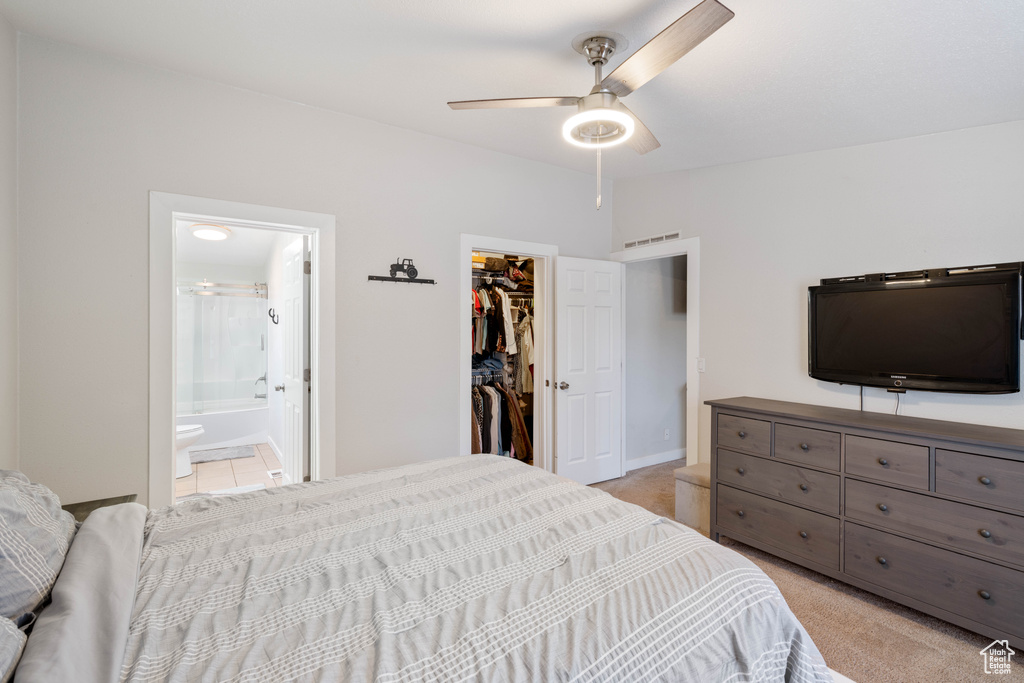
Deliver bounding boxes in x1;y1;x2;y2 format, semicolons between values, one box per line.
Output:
177;281;268;299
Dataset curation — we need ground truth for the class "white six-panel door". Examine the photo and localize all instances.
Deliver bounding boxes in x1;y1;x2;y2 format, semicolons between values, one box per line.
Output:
555;257;622;485
280;236;308;486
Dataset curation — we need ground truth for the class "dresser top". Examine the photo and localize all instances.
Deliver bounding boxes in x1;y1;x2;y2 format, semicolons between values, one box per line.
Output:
706;396;1024;453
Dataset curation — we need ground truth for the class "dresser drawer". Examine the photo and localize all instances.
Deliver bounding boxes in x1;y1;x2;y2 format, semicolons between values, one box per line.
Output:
845;479;1024;568
717;414;771;457
845;435;929;490
845;523;1024;639
774;423;840;470
717;484;839;569
718;449;839;514
936;449;1024;514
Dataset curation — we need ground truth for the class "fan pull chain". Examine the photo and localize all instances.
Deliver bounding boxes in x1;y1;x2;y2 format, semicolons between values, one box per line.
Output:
596;148;602;210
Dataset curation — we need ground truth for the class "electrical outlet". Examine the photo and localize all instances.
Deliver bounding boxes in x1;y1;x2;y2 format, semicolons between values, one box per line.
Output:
697;357;706;373
664;428;670;441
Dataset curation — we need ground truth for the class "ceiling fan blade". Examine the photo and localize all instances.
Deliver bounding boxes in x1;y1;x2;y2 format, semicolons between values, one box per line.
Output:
600;0;734;98
614;102;660;155
448;97;579;110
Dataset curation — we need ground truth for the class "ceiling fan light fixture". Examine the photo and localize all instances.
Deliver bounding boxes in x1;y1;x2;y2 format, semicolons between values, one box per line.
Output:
562;107;634;149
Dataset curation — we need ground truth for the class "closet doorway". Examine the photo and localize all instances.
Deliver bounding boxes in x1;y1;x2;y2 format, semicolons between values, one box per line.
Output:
460;235;555;472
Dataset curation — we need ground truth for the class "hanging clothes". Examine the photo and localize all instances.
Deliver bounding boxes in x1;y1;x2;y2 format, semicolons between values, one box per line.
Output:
495;289;518;355
513;313;534;395
480;386;503;455
494;383;532;462
470;258;535;460
478;387;494;454
470;405;482;455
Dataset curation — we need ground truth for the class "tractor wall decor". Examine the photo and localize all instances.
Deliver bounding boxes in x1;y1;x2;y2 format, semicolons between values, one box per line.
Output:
390;258;418;279
368;258;436;285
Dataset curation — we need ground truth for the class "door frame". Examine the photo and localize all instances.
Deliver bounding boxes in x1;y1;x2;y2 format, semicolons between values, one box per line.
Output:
610;237;701;467
459;234;556;472
149;192;337;508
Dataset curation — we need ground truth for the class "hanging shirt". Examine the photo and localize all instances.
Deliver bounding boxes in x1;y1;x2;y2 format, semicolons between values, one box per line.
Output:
495;290;518;355
521;313;534;365
478;288;493;313
514;314;534;395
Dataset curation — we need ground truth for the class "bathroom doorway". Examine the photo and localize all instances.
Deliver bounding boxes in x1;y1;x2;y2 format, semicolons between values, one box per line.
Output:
149;192;336;509
173;217;312;501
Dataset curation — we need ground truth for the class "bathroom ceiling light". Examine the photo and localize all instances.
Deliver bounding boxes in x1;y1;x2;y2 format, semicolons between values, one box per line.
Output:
190;224;231;241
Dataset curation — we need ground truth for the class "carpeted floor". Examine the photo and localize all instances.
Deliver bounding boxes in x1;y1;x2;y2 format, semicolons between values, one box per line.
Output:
592;460;1023;682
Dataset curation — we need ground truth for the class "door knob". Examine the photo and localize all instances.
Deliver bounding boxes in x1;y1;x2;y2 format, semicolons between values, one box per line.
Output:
559;381;570;390
275;384;285;392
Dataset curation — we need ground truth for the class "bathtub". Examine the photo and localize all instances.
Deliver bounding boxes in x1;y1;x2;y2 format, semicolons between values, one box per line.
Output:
176;399;268;450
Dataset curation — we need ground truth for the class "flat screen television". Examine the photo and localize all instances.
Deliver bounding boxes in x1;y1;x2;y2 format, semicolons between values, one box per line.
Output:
808;266;1022;394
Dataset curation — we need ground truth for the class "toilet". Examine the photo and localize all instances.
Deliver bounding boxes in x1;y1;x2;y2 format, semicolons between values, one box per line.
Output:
175;424;205;478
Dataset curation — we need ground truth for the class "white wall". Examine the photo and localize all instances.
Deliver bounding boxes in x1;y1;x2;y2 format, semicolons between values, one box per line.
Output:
0;15;16;471
16;36;612;504
624;256;687;469
613;120;1024;464
176;262;266;284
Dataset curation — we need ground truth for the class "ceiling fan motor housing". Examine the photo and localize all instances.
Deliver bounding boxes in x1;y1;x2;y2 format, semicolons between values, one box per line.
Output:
563;92;634;148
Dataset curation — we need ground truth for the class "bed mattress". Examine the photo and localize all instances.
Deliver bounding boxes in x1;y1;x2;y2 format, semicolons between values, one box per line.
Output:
18;455;831;682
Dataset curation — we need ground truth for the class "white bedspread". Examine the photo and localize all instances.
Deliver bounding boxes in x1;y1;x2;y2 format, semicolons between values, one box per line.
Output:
47;455;834;682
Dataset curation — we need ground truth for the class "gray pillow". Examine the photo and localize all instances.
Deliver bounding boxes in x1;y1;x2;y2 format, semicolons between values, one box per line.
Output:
0;471;77;620
0;617;25;683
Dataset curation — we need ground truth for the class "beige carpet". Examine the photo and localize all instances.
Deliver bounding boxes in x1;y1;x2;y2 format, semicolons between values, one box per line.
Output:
592;460;1023;682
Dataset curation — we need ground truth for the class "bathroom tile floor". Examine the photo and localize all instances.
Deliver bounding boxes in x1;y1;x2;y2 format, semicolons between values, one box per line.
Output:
175;443;283;501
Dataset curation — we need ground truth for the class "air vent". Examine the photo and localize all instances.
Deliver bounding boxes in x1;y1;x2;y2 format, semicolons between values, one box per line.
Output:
623;231;682;250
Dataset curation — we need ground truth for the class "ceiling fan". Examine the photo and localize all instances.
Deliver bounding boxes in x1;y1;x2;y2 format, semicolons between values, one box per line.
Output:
448;0;735;161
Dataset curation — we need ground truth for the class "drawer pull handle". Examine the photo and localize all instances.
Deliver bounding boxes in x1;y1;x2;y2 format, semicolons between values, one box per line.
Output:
877;504;888;512
800;443;809;451
799;484;808;491
876;556;887;566
979;529;992;539
738;431;747;438
979;590;992;600
799;531;808;539
737;510;745;518
878;458;889;467
737;467;746;475
979;476;992;486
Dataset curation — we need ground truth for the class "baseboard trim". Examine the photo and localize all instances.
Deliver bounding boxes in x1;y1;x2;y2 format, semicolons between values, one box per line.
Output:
625;448;685;472
266;436;284;464
194;432;268;452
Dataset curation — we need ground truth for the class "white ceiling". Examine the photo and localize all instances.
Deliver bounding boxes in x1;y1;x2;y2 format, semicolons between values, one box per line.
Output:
2;0;1022;179
175;220;279;267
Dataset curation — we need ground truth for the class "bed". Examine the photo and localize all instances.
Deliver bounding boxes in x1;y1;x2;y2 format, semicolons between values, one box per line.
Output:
4;455;832;682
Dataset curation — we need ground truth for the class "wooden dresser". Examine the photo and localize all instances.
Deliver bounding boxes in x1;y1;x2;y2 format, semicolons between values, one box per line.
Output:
708;397;1024;647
